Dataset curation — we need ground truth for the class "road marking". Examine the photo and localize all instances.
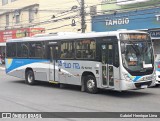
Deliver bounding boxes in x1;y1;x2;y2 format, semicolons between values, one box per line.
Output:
0;67;5;70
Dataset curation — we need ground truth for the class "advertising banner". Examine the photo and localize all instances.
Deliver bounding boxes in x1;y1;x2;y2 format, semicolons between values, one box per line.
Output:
0;28;45;42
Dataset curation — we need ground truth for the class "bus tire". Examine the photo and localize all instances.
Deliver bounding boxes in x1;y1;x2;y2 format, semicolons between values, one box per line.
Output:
25;70;35;85
85;75;98;94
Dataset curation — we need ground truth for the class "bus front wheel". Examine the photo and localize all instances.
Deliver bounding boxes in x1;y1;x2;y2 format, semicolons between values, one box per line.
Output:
85;75;98;94
25;70;35;85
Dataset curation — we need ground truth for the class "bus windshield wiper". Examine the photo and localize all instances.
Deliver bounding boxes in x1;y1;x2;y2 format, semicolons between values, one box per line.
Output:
128;41;140;55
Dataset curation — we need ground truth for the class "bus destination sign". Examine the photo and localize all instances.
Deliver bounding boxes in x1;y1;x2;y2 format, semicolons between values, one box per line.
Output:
120;33;150;41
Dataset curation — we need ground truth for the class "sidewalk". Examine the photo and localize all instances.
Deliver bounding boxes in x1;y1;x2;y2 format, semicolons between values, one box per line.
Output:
0;64;5;70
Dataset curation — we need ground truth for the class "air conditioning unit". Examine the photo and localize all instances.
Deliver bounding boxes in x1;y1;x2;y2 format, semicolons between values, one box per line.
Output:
90;6;97;16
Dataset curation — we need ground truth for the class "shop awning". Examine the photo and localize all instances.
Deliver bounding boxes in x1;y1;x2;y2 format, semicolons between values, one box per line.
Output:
151;37;160;40
0;43;6;46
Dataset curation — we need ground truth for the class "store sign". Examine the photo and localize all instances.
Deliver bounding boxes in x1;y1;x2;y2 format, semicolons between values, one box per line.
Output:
149;30;160;38
92;7;160;32
106;18;129;26
0;28;45;42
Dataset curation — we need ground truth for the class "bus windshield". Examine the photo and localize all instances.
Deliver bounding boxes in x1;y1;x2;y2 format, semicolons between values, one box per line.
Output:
120;33;154;74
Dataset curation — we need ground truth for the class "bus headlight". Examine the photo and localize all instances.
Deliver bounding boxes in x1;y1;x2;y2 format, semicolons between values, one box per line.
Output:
145;74;156;81
123;73;132;82
147;75;155;80
152;74;156;80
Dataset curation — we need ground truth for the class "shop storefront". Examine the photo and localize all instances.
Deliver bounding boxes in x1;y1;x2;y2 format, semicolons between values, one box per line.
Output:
92;7;160;55
92;7;160;32
149;29;160;55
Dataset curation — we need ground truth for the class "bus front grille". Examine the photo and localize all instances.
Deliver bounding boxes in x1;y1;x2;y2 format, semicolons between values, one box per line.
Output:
134;81;152;88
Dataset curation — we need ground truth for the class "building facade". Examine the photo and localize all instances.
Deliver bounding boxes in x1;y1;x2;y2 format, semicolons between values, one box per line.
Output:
0;0;101;57
0;0;101;33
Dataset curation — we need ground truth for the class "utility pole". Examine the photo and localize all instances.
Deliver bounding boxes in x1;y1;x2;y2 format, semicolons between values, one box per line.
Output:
80;0;86;33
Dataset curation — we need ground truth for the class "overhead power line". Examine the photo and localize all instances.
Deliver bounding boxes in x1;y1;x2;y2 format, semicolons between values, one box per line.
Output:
80;0;86;33
0;0;160;31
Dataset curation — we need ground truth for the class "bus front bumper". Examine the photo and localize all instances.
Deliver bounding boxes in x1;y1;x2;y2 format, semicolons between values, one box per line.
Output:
121;80;153;90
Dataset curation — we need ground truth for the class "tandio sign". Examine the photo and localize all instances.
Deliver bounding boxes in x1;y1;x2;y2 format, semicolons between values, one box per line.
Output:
106;18;129;26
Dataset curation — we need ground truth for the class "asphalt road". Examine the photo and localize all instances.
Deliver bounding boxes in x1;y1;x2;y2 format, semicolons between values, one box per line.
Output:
0;67;160;121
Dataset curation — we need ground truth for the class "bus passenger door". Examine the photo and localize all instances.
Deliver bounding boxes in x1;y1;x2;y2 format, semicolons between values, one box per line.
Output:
101;42;114;88
49;45;59;82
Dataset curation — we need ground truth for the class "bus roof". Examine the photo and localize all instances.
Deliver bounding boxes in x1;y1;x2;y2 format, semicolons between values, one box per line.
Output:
6;30;148;43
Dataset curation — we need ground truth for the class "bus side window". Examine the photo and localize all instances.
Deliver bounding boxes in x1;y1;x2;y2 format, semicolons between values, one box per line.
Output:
22;43;29;57
29;42;45;58
76;51;81;58
60;41;74;59
15;42;29;58
6;43;17;58
76;39;96;59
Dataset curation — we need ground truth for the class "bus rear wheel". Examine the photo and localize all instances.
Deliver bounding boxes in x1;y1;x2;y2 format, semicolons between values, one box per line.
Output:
25;70;35;85
85;75;98;94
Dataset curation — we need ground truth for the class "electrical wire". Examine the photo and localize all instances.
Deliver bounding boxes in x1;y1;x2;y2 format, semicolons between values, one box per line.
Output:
0;8;80;28
1;13;158;36
0;6;157;30
0;0;159;27
0;0;81;26
0;0;160;32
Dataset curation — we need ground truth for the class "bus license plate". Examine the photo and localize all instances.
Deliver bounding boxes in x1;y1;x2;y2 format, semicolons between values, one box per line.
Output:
141;85;148;89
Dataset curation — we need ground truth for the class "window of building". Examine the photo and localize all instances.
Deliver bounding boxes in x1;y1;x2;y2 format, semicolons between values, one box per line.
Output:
6;14;9;27
17;43;29;58
61;41;74;59
29;42;45;58
2;0;8;5
11;0;17;2
15;15;20;24
6;43;16;57
13;10;20;24
76;39;96;59
29;8;34;23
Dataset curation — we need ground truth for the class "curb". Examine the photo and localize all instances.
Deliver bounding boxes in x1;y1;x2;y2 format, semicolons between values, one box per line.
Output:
0;67;5;70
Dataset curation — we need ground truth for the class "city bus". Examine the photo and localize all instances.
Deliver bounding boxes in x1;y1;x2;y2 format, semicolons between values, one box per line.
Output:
5;30;156;93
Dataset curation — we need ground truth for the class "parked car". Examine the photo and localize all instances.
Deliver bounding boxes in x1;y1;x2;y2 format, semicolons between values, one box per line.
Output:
155;54;160;86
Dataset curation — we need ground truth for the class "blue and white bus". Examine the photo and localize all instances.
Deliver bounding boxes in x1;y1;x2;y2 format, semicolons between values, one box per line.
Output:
5;30;156;93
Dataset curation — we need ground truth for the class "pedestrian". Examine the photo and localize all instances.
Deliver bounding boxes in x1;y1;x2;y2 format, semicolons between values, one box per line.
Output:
0;55;2;65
